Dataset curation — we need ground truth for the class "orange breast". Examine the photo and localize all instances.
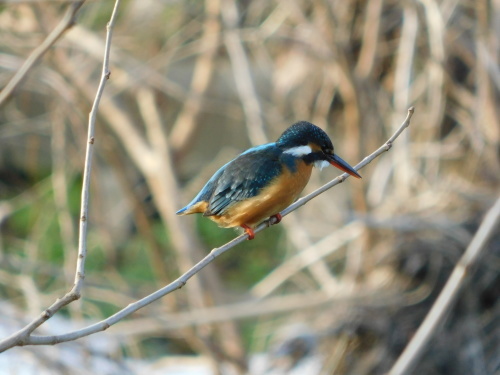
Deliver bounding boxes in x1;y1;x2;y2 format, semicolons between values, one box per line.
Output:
210;160;313;228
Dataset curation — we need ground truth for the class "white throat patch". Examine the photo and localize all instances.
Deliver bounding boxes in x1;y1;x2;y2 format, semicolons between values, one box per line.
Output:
283;145;312;157
314;160;329;170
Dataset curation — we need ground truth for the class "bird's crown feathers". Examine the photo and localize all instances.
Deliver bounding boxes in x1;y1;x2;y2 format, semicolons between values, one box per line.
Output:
276;121;334;154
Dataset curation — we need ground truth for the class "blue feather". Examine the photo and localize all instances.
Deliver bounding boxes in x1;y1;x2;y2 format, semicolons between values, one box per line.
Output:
176;143;277;214
177;142;303;216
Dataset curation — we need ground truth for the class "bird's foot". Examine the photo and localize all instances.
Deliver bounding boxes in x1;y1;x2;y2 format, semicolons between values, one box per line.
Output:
241;224;255;240
270;213;282;225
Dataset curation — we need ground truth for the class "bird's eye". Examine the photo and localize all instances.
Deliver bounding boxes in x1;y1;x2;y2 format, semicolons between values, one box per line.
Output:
323;147;333;154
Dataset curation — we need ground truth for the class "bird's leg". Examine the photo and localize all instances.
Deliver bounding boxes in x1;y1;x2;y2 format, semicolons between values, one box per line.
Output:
270;213;282;225
241;224;255;240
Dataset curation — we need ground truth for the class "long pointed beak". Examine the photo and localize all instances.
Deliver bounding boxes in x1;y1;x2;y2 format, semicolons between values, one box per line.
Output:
327;154;362;179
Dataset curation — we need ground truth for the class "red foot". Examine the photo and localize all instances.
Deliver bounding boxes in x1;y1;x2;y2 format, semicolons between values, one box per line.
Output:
271;213;282;225
241;224;255;240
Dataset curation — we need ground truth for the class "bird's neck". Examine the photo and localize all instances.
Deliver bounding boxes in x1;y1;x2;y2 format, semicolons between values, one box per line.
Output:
280;152;313;174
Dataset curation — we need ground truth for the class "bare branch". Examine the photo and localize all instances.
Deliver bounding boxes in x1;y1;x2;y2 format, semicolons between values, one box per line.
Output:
388;195;500;375
9;107;415;347
0;1;85;107
73;0;122;296
0;0;122;353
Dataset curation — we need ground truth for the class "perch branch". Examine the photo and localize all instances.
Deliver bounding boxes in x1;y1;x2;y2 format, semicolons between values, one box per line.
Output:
3;107;414;347
388;195;500;375
0;0;121;353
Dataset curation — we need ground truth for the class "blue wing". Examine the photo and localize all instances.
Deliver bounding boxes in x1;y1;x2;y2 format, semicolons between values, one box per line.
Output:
206;143;283;216
177;143;283;216
175;161;228;215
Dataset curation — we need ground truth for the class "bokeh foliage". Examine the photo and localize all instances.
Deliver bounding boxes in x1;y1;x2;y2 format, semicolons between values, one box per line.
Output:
0;0;498;374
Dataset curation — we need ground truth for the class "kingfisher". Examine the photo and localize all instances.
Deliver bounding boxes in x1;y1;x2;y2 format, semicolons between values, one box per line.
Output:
176;121;361;239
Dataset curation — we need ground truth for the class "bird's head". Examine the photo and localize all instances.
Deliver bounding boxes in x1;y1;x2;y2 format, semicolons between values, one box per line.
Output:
277;121;361;179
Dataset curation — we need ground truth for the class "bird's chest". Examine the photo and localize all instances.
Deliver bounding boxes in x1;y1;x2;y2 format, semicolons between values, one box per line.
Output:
272;159;313;199
230;160;312;225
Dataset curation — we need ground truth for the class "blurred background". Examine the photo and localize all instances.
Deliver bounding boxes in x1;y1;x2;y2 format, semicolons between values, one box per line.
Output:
0;0;499;374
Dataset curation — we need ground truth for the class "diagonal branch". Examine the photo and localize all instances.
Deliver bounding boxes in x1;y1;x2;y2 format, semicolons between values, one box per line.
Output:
0;1;86;107
5;107;415;347
388;195;500;375
251;220;366;297
0;0;122;353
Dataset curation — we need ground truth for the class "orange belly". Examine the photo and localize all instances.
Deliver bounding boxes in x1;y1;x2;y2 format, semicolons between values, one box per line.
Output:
210;160;313;228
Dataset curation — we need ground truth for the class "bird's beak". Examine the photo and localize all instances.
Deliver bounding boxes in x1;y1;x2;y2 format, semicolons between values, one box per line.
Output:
327;154;362;179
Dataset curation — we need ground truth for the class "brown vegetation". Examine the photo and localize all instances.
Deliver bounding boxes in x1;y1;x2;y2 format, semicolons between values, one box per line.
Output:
0;0;498;374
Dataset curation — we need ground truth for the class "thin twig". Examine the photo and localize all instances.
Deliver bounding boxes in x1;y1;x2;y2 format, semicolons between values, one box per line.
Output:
73;0;121;296
388;195;500;375
0;1;85;107
251;221;365;298
3;107;415;347
0;0;121;353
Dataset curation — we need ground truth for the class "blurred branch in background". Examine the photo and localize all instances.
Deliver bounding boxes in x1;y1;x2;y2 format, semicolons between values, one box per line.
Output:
0;0;498;374
169;0;221;157
0;1;85;106
389;196;500;375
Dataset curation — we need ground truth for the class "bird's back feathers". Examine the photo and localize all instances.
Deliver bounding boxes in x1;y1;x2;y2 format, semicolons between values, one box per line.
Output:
176;143;284;216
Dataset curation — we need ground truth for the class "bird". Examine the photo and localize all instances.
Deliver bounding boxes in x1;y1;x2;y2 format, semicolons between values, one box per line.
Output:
176;121;361;240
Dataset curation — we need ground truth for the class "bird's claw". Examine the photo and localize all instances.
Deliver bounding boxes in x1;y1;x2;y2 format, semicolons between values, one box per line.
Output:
270;213;282;225
241;225;255;240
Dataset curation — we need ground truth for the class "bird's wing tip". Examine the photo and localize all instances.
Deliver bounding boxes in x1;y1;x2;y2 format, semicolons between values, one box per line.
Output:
176;201;208;215
176;207;187;215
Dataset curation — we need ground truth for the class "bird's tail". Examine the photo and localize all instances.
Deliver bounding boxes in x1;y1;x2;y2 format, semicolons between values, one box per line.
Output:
176;206;189;215
176;201;208;215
